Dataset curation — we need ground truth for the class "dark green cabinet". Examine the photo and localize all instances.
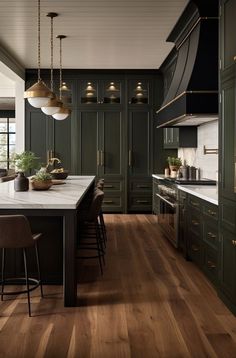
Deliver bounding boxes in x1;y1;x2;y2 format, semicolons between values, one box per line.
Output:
77;108;125;212
79;80;123;105
25;107;72;171
220;68;236;201
219;0;236;314
163;127;197;149
220;0;236;71
128;109;152;211
219;229;236;305
25;71;160;213
185;193;219;285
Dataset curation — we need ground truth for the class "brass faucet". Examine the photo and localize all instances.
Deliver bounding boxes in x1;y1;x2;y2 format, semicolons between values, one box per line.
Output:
46;157;61;171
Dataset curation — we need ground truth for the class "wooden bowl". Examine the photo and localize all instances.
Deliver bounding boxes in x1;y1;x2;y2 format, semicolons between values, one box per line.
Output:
50;170;69;180
31;179;53;190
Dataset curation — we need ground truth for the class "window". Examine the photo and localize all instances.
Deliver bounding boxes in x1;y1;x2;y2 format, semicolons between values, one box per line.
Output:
0;117;16;169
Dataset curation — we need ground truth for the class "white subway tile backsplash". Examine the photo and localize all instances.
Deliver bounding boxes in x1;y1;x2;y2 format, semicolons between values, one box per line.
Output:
178;120;218;180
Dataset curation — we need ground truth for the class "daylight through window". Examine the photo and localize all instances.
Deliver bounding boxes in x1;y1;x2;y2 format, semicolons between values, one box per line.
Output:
0;117;16;169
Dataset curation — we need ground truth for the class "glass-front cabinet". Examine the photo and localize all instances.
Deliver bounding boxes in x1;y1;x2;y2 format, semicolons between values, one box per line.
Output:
80;80;122;104
128;80;149;104
81;81;98;104
103;81;121;104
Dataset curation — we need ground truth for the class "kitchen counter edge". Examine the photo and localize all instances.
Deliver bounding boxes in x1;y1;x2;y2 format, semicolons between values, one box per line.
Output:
152;174;218;206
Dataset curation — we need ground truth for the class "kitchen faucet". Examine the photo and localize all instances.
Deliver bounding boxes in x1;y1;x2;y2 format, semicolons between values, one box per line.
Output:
46;157;61;171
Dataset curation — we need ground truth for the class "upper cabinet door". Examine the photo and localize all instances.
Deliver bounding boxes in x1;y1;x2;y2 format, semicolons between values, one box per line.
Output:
220;71;236;200
128;80;149;105
101;81;122;104
128;110;151;176
99;110;123;176
77;110;100;175
80;80;99;104
220;0;236;71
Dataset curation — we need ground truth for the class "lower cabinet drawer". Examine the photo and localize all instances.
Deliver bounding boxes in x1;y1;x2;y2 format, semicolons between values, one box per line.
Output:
203;245;219;284
189;209;201;235
103;181;122;191
203;221;219;249
102;196;122;212
188;196;201;211
129;195;152;211
189;233;203;267
203;202;218;221
131;181;152;192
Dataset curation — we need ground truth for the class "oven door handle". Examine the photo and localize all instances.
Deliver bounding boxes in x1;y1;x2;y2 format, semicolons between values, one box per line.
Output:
156;193;176;208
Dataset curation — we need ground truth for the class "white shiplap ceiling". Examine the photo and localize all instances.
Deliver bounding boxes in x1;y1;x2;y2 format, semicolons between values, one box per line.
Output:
0;0;188;69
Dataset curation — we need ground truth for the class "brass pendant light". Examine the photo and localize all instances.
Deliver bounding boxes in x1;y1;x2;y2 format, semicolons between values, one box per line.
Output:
41;12;62;115
52;35;71;120
24;0;53;108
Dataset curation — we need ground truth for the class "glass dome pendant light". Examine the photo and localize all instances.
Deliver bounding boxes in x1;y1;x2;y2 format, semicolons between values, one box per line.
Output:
41;12;62;115
24;0;53;108
52;35;71;120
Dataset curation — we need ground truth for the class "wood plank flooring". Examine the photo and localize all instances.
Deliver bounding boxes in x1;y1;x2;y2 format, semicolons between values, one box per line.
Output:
0;214;236;358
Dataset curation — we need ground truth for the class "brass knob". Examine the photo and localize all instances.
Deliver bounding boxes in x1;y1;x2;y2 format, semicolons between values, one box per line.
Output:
208;232;216;239
232;240;236;246
207;209;216;216
192;220;199;226
234;56;236;61
207;260;216;269
192;245;199;252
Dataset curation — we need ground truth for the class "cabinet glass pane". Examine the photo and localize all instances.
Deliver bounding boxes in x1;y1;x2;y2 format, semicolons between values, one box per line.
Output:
60;81;72;106
81;81;98;104
129;81;149;104
103;81;121;104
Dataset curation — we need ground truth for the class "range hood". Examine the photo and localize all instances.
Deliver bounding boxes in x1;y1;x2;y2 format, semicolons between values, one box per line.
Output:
156;0;219;128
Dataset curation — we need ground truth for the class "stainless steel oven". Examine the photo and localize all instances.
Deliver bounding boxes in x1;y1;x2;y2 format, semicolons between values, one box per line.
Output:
155;181;179;247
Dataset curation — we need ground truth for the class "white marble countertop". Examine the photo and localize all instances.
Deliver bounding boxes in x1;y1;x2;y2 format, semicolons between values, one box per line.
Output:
177;185;218;205
152;174;218;205
0;176;95;209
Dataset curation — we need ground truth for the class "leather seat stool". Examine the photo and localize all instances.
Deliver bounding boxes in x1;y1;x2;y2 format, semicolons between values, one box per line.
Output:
0;215;43;316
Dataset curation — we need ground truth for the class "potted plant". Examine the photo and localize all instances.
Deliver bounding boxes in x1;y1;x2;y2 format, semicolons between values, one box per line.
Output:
167;157;182;172
14;151;40;191
31;169;52;190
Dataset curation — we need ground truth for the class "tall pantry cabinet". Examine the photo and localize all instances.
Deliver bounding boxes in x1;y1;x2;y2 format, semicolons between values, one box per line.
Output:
219;0;236;314
25;70;162;213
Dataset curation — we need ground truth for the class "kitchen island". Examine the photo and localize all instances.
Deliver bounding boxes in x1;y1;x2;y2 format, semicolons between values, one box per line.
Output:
0;175;95;307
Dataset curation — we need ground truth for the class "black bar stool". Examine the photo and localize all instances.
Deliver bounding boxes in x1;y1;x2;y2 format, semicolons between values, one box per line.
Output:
96;179;107;245
77;189;105;274
0;215;43;317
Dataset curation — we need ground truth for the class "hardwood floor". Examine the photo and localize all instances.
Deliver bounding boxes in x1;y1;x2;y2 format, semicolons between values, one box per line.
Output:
0;214;236;358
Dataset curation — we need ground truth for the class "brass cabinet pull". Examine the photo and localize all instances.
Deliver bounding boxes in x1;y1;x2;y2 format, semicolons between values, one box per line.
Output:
136;200;149;204
128;150;132;167
97;150;100;166
101;150;104;166
234;56;236;61
232;240;236;246
207;232;216;239
191;220;199;226
103;200;114;204
207;260;216;269
191;201;199;207
207;209;216;216
192;245;199;252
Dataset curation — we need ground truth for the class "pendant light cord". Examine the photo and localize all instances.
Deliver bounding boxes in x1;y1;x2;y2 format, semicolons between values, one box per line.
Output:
37;0;41;81
59;37;62;100
50;15;54;92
